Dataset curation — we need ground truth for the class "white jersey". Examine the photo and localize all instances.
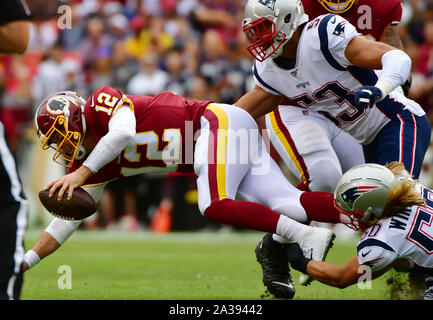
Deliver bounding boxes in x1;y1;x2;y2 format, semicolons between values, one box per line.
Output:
357;183;433;274
253;14;425;145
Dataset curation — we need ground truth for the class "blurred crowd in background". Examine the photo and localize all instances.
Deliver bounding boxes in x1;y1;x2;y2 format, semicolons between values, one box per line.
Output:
2;0;433;232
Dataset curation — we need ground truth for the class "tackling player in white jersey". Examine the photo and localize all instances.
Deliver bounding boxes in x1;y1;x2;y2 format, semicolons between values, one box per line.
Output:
264;0;405;194
235;0;431;297
238;0;430;175
286;162;433;300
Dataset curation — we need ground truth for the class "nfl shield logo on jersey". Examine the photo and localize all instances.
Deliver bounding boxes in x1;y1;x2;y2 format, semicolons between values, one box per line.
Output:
258;0;276;10
341;186;378;210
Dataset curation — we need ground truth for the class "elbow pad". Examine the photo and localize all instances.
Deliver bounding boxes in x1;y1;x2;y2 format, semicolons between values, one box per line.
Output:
375;50;411;100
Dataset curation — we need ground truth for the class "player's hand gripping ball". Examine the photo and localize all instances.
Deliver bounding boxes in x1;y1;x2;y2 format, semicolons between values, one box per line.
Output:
38;187;97;220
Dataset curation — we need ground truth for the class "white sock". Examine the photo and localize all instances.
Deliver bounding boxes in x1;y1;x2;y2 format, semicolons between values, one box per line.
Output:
272;234;291;244
275;215;313;243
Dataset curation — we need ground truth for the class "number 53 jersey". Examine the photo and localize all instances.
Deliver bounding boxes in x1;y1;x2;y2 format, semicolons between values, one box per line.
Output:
69;85;211;184
253;13;425;145
357;184;433;274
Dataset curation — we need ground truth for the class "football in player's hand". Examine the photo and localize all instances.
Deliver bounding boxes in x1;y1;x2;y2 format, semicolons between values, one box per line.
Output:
38;187;97;220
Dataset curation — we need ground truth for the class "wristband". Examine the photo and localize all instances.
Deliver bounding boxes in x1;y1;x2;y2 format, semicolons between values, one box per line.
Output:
23;250;40;269
374;79;394;101
287;243;312;274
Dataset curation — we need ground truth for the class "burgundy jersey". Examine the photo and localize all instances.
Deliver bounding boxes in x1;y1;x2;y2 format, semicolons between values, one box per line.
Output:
70;86;212;185
302;0;402;40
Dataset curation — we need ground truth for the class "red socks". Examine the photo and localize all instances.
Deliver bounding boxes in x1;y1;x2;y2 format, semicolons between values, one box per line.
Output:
299;191;341;223
204;192;340;233
296;181;311;192
204;199;280;233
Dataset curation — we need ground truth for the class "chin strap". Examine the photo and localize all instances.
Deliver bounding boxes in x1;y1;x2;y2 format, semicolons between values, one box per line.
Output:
361;207;382;227
75;145;86;160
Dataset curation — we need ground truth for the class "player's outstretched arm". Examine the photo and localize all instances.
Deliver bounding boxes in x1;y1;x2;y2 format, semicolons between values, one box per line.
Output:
287;243;393;288
305;256;360;288
235;85;283;119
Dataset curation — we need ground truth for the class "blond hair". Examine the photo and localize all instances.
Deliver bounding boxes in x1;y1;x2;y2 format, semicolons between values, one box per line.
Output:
381;162;425;219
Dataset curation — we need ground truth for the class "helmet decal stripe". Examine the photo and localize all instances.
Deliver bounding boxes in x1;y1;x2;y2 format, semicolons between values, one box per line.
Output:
258;0;276;10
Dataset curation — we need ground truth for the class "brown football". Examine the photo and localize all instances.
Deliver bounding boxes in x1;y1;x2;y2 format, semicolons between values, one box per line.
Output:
38;187;97;220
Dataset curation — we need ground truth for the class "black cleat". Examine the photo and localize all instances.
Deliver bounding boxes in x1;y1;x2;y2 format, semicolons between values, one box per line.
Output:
418;277;433;300
255;233;295;299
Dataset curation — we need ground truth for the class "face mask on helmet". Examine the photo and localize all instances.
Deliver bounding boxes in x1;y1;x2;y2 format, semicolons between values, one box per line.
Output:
34;92;87;167
243;16;287;62
242;0;309;62
316;0;357;13
333;163;398;231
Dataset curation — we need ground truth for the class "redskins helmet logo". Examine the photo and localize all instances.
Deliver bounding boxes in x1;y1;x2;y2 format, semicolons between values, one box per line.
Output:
46;96;70;115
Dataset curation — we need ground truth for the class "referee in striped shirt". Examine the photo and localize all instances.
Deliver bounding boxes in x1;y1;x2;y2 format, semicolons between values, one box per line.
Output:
0;0;31;300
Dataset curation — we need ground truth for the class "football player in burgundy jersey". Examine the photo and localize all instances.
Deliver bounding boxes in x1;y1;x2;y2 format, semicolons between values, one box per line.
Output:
23;86;346;298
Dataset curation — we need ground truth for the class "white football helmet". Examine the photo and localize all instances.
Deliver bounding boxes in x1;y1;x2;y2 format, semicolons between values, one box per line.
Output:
242;0;309;61
334;163;398;231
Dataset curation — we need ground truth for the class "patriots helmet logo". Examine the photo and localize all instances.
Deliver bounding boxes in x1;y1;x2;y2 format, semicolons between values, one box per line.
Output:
258;0;276;10
341;186;379;210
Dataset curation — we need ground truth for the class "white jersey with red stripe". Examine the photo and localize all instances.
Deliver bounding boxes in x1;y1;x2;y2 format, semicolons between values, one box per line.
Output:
253;13;424;145
357;183;433;273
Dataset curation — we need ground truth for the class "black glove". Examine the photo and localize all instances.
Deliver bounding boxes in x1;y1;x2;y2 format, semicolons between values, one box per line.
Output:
354;86;383;109
286;243;311;274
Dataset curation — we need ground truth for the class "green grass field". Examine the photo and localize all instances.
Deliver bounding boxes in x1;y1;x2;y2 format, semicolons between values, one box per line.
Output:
21;230;399;300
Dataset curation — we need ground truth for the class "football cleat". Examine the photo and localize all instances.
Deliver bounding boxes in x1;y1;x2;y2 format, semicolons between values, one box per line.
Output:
298;227;336;286
418;286;433;300
255;233;295;299
418;277;433;300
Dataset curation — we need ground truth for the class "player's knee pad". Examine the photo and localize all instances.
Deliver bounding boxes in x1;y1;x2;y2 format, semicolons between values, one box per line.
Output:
290;121;332;155
308;159;342;193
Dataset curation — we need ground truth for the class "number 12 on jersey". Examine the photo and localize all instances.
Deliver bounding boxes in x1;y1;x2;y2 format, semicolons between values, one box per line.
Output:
121;129;182;176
